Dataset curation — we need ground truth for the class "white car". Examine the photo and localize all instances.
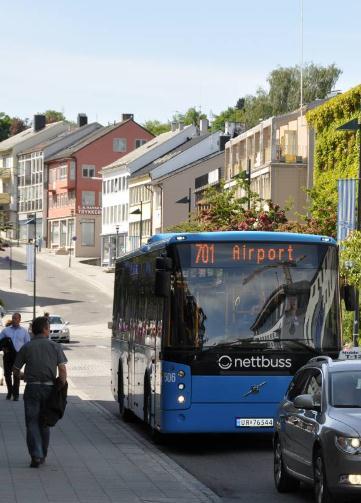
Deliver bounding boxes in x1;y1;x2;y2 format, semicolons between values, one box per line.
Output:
48;315;70;343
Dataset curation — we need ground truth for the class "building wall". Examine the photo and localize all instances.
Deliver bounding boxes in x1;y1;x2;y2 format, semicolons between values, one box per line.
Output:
271;164;307;219
160;152;224;230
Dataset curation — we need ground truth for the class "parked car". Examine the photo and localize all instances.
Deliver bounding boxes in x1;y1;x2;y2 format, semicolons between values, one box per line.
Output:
48;315;70;343
274;356;361;503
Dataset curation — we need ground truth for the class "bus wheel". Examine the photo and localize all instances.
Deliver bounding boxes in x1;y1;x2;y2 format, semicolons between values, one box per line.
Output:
118;367;133;422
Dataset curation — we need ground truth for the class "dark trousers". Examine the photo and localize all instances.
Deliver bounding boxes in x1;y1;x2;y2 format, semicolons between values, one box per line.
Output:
3;351;19;398
24;384;53;460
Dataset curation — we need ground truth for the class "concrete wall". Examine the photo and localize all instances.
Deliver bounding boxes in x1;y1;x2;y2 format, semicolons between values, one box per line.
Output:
271;164;307;221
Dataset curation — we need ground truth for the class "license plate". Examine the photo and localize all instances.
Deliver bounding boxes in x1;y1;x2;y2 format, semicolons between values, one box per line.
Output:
236;418;274;427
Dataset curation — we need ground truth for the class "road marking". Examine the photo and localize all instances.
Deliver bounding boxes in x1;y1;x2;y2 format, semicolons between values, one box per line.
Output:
96;345;108;349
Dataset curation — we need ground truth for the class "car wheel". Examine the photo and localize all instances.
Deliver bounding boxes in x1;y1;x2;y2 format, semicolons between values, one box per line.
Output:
314;449;335;503
274;436;299;492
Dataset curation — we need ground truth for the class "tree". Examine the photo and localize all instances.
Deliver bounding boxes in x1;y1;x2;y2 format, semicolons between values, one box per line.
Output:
0;113;11;141
211;107;245;132
143;120;171;136
174;107;207;126
9;117;29;136
268;63;342;115
169;174;288;232
44;110;66;124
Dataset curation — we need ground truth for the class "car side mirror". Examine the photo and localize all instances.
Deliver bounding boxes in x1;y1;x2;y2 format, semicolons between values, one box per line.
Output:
154;256;172;297
65;321;70;325
294;394;315;410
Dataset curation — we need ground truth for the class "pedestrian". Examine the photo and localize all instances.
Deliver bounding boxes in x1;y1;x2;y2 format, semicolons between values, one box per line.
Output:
0;312;30;400
13;316;67;468
0;309;5;329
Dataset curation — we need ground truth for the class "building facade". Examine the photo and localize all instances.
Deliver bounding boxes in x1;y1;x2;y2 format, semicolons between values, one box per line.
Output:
224;108;317;220
100;124;197;262
17;118;102;242
46;115;153;258
0;116;69;239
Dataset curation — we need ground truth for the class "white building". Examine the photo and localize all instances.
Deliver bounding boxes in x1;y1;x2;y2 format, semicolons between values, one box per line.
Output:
0;115;69;239
100;124;197;265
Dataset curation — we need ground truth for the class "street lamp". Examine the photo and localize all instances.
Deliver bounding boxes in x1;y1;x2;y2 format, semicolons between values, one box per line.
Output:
115;224;119;260
337;116;361;347
69;209;75;268
26;214;37;320
176;188;192;222
130;201;143;247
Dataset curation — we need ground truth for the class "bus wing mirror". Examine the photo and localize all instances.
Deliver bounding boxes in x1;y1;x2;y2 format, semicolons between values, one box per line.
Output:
156;257;173;271
343;285;357;311
155;270;170;297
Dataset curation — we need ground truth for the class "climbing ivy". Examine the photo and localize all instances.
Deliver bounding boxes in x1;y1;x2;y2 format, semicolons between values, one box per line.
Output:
306;85;361;235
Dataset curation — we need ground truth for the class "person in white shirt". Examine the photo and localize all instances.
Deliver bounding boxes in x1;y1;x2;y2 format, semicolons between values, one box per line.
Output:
0;312;30;400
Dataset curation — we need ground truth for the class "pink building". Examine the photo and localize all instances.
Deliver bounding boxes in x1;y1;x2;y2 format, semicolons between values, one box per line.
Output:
46;115;154;257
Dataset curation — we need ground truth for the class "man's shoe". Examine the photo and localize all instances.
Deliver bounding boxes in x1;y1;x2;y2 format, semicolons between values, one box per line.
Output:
39;457;46;464
13;396;19;401
6;393;11;400
30;458;41;468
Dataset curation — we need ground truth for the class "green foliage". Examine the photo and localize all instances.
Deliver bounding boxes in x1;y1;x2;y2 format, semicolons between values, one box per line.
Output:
211;63;341;132
174;107;207;126
10;117;29;136
44;110;66;123
306;84;361;236
143;120;171;136
0;112;11;141
340;231;361;287
168;174;288;232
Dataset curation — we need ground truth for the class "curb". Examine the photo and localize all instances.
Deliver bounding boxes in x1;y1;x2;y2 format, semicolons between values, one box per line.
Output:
89;400;221;503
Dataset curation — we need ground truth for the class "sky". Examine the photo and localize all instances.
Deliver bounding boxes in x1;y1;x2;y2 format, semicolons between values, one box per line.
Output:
1;0;360;126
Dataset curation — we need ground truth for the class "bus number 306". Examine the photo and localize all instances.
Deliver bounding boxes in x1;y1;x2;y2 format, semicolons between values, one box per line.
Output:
163;372;176;383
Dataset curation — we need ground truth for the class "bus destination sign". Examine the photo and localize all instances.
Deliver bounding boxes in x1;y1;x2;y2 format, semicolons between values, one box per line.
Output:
191;242;297;267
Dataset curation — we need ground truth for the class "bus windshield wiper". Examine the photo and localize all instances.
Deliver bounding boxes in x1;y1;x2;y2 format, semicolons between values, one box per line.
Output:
276;339;317;352
206;338;271;349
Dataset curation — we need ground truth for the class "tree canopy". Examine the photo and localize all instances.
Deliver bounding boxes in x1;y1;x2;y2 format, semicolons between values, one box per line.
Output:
0;113;11;141
211;62;342;131
44;110;66;124
143;120;171;136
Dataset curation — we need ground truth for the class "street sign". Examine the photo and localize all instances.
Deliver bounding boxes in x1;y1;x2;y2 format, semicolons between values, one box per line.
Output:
337;179;356;242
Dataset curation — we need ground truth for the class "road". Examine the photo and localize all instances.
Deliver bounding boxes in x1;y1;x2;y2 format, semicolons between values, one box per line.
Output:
0;248;314;503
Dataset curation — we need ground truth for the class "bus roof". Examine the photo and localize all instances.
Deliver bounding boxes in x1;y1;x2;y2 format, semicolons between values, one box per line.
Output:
147;231;336;246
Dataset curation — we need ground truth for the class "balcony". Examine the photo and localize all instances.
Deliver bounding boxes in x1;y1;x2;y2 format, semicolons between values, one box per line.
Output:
274;144;307;163
0;193;11;204
0;168;11;180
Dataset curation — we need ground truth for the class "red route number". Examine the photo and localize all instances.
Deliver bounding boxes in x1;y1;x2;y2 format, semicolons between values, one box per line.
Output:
195;244;215;265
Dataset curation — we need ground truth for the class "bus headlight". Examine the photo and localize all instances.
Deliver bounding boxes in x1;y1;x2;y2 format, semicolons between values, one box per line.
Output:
177;370;185;378
177;395;185;404
178;383;185;390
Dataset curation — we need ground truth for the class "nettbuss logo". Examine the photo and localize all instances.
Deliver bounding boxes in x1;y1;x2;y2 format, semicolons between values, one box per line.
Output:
217;355;292;370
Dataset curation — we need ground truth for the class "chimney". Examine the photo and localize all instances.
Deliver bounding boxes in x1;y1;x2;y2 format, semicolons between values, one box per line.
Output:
178;121;184;131
33;114;46;132
219;134;231;151
171;121;177;132
77;113;88;127
199;118;209;135
121;113;134;121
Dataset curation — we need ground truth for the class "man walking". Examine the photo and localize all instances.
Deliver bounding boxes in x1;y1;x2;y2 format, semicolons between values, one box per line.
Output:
13;316;67;468
0;312;30;400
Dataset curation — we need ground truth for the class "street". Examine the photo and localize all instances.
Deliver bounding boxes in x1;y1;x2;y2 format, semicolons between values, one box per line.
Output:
0;248;318;503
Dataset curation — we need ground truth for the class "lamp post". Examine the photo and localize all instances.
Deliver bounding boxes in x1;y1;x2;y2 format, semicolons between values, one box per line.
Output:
337;117;361;346
69;208;75;268
176;188;192;222
130;201;143;248
115;224;119;260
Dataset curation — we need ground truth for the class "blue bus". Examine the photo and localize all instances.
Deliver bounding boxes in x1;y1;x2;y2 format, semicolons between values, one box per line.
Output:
110;231;343;434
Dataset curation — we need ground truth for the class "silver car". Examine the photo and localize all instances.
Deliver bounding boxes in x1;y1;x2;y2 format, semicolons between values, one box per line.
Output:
274;356;361;503
48;315;70;343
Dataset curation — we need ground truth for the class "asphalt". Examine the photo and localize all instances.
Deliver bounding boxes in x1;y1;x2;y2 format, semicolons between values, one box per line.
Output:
0;247;220;503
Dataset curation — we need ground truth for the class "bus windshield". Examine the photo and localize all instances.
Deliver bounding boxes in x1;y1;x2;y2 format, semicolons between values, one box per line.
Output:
168;242;340;351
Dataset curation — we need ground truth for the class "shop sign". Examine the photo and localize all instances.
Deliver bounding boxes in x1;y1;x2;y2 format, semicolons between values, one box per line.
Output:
77;206;102;215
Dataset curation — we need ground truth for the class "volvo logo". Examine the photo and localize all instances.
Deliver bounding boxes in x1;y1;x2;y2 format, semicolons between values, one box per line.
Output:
243;381;267;397
218;355;233;370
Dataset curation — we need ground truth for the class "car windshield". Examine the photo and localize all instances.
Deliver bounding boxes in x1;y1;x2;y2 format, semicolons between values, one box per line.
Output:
49;316;64;325
330;371;361;408
168;242;340;351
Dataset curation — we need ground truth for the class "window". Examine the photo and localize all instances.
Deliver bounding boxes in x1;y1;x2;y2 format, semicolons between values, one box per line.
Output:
82;191;95;207
81;220;95;246
113;138;127;152
69;161;76;180
59;165;67;179
135;139;147;149
82;164;96;178
287;370;312;402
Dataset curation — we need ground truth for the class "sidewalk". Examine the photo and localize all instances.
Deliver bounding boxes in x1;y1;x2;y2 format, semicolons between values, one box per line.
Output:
0;386;220;503
12;247;114;299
